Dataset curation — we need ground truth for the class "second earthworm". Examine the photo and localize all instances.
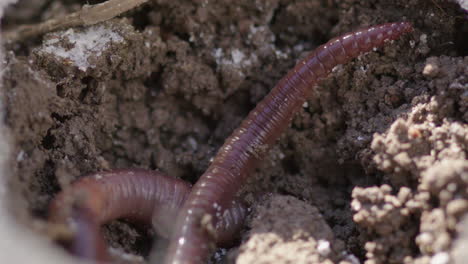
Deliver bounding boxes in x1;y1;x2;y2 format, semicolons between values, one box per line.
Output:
49;169;246;261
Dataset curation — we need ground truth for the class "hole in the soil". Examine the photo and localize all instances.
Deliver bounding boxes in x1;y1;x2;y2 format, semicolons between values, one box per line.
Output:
79;76;96;102
42;129;56;150
281;155;300;175
454;18;468;56
347;231;366;261
144;71;163;97
51;112;70;123
9;79;17;88
429;193;441;208
79;87;90;102
159;16;192;44
131;6;152;31
56;84;65;97
180;167;197;184
170;31;191;44
350;164;382;188
269;3;283;27
275;187;297;197
166;51;176;58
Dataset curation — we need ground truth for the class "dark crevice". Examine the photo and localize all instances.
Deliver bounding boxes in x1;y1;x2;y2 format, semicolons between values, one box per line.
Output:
79;76;97;103
51;112;71;123
130;6;152;31
281;155;300;175
179;164;200;184
269;3;283;31
166;51;176;58
144;71;164;99
454;17;468;56
56;84;65;98
41;128;56;150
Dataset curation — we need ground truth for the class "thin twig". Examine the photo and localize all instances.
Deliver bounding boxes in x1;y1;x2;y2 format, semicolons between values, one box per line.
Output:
3;0;149;43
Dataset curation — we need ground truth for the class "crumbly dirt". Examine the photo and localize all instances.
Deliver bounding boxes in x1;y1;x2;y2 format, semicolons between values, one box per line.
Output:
1;0;467;264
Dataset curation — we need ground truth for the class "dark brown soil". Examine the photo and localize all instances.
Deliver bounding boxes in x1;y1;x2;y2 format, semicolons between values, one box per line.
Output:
1;0;467;263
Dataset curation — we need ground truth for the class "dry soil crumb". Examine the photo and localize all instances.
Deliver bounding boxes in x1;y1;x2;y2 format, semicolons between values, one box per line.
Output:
232;195;350;264
363;56;467;264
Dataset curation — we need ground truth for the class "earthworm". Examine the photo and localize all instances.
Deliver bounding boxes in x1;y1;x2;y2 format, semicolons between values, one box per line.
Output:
165;22;413;264
48;169;246;261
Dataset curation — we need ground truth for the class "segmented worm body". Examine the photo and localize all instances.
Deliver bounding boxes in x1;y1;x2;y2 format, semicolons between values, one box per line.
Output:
49;169;246;261
165;22;413;264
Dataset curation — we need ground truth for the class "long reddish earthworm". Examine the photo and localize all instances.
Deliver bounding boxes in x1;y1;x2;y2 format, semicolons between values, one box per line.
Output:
165;22;413;264
48;169;246;262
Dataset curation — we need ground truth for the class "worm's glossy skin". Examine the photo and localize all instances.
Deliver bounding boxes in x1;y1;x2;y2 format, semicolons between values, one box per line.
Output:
49;169;246;261
165;22;413;264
